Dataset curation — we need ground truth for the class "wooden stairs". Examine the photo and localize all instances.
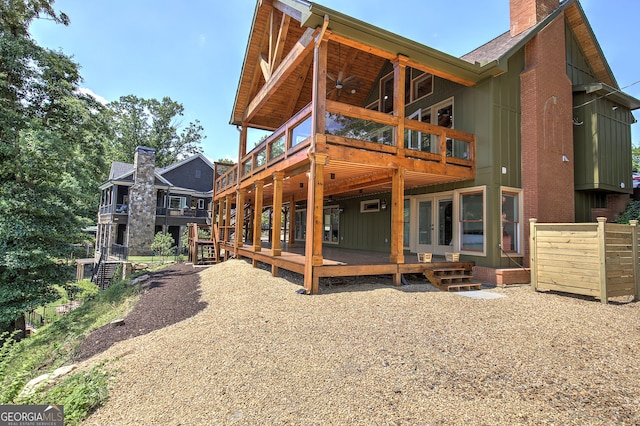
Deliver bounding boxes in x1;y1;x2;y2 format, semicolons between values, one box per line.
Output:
423;265;482;292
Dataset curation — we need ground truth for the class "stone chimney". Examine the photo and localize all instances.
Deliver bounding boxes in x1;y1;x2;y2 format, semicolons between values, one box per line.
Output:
510;0;559;36
127;146;157;255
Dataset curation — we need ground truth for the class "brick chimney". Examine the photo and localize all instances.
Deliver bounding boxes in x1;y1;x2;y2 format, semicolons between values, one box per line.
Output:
127;146;157;255
517;0;573;266
510;0;560;36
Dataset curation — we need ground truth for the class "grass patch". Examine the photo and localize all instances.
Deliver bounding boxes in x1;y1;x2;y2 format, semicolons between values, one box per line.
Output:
18;361;113;426
0;273;143;421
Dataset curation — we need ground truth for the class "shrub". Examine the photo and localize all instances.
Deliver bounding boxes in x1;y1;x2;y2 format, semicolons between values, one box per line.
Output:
615;200;640;224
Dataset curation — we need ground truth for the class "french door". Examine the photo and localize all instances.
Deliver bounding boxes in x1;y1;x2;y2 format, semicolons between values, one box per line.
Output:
415;194;453;255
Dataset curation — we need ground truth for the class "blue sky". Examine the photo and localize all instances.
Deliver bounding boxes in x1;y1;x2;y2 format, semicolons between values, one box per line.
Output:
31;0;639;163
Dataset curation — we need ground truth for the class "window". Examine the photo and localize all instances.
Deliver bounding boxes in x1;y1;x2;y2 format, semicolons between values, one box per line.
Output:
406;109;434;152
365;101;379;112
197;199;205;210
380;72;394;113
168;196;187;209
403;198;410;247
501;190;520;253
360;199;380;213
291;116;311;147
195;169;201;179
294;207;340;243
459;190;484;252
295;210;306;240
412;73;433;101
323;206;340;243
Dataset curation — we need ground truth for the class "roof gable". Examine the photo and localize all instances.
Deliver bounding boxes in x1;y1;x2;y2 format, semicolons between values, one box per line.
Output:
462;0;617;89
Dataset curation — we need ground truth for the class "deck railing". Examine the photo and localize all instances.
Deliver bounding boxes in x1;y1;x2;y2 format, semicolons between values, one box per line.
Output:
215;100;475;193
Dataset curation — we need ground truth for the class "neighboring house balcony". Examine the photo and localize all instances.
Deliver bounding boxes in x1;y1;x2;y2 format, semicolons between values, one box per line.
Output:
156;207;210;218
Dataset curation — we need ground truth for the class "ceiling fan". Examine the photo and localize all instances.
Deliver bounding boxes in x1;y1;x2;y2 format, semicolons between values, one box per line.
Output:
326;44;363;98
327;71;362;97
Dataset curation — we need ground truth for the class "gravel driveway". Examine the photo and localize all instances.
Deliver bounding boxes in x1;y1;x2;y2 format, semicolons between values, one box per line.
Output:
80;259;640;425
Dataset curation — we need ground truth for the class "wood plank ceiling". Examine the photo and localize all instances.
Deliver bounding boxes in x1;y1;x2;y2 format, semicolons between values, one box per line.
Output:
232;0;387;131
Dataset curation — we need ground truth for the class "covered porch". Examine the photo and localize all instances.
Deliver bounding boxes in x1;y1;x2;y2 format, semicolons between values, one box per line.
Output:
213;0;501;293
223;241;476;290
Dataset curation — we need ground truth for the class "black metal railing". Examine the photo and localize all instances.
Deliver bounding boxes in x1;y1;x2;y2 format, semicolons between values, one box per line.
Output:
111;244;128;260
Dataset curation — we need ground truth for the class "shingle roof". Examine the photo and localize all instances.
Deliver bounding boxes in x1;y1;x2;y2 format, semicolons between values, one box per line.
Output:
460;27;534;66
109;162;133;180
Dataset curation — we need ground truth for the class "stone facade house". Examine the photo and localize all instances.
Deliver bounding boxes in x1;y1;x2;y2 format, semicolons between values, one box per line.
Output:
97;147;214;257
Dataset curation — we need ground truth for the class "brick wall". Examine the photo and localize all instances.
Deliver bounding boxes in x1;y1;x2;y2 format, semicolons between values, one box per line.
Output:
520;14;573;265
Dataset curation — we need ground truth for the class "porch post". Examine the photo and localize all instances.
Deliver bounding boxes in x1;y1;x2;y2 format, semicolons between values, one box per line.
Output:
271;172;284;257
304;153;329;294
390;166;405;272
224;194;232;260
393;55;408;156
217;198;224;240
252;180;264;253
238;123;248;162
234;187;246;257
310;35;328;152
288;195;296;247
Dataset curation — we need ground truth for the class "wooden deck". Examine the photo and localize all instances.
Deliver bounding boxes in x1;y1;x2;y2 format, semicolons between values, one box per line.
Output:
221;242;475;289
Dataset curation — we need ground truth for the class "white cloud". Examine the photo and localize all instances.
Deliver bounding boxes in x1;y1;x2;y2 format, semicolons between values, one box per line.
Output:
77;87;109;105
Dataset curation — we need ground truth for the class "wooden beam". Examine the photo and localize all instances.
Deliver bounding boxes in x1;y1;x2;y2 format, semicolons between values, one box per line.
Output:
272;14;291;73
243;27;316;123
389;166;405;267
327;32;395;61
260;53;272;82
234;188;246;257
327;32;476;87
324;169;394;195
311;37;328;150
272;0;303;23
217;198;224;238
252;180;264;252
224;195;232;260
238;124;248;163
393;56;408;157
271;171;284;257
304;153;329;294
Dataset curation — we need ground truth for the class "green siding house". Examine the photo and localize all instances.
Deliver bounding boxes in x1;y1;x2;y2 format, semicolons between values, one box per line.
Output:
214;0;639;291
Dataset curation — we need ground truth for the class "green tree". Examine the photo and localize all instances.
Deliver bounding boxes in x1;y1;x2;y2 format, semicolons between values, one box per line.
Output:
632;143;640;172
0;0;108;328
151;232;175;262
107;95;205;168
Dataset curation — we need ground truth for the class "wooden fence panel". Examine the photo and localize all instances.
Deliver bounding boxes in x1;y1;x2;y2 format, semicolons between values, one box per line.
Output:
530;218;638;303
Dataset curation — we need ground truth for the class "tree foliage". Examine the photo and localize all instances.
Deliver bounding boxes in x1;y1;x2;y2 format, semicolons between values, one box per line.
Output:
0;0;108;326
107;95;204;168
151;232;175;262
632;143;640;172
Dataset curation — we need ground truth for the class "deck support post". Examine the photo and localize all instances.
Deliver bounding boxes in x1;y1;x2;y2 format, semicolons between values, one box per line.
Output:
389;166;405;273
288;195;296;247
304;153;329;294
224;194;232;260
252;180;264;262
217;198;224;244
271;172;284;276
234;188;246;258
